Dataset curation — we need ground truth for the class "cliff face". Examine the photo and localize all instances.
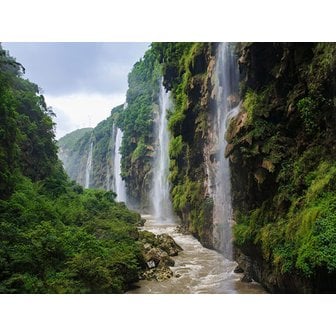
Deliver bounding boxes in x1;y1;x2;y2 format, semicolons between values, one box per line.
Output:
229;43;336;292
158;42;336;293
117;49;161;211
155;43;218;248
58;43;336;292
58;105;124;190
58;127;93;187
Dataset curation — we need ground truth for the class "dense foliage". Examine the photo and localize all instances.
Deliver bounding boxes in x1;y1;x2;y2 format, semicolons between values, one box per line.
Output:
230;43;336;290
0;178;143;293
58;105;124;190
116;46;162;208
0;44;144;293
152;42;214;245
0;46;58;199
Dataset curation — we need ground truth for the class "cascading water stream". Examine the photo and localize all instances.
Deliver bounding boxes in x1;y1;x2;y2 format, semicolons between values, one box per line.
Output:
85;140;93;189
152;81;174;222
213;42;240;259
105;125;115;191
129;52;265;294
114;127;127;203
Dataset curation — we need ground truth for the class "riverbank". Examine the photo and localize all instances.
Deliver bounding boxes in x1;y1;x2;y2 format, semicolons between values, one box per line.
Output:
129;215;266;294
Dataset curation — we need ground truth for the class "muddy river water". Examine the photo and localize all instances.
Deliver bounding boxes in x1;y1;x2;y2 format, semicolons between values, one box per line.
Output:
128;215;266;294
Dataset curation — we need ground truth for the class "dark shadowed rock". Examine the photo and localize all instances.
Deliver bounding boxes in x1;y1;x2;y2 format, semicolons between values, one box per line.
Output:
157;233;183;256
241;274;253;283
234;265;244;273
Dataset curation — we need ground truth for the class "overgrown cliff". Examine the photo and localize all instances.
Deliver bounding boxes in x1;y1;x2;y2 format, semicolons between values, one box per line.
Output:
58;104;124;190
57;42;336;293
117;49;161;210
152;42;222;248
229;42;336;293
155;42;336;292
57;48;162;211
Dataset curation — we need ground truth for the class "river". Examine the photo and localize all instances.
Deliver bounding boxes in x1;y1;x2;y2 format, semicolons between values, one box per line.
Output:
128;215;266;294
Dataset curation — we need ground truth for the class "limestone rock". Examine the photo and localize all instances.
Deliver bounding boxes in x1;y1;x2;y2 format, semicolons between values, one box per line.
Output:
261;159;275;173
156;233;183;256
254;168;267;184
156;267;174;282
226;109;248;143
138;229;182;282
144;247;169;267
140;266;173;282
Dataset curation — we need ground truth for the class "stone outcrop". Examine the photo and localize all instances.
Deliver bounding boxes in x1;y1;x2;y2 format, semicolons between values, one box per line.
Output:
229;43;336;293
138;230;182;282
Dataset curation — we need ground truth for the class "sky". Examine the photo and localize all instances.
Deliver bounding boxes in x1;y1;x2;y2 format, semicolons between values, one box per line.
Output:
2;42;150;139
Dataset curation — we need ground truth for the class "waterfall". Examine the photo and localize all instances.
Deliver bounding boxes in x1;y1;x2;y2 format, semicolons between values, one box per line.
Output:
85;141;93;189
152;80;174;222
213;42;240;259
106;125;115;191
114;127;127;203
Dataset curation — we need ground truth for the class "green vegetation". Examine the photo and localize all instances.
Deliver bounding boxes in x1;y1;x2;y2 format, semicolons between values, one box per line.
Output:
152;43;212;242
115;46;162;206
0;44;144;293
243;88;272;124
297;97;318;135
58;104;124;190
90;105;123;189
58;128;92;150
234;160;336;277
0;177;143;293
232;43;336;286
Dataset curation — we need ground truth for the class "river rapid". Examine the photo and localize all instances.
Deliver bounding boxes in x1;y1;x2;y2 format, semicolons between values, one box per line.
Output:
128;215;266;294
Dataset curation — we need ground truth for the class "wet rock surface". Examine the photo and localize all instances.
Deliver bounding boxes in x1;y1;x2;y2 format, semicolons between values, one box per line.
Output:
138;229;183;282
129;216;267;293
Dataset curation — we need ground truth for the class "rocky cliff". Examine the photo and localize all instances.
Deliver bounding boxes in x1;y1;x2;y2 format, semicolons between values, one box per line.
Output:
116;48;161;211
229;43;336;292
157;42;336;293
153;43;217;247
58;42;336;293
58;104;124;190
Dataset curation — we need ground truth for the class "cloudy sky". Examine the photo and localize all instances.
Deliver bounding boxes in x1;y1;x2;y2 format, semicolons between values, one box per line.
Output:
2;42;150;139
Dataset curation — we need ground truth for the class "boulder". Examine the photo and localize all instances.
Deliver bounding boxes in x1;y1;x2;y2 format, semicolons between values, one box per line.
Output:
158;255;175;268
140;266;173;282
156;267;173;282
156;234;183;256
144;247;169;267
138;230;182;282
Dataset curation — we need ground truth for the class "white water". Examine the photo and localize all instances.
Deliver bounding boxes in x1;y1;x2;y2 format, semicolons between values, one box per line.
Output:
106;125;115;191
85;141;93;189
114;128;127;203
152;81;174;221
212;42;240;259
128;216;266;294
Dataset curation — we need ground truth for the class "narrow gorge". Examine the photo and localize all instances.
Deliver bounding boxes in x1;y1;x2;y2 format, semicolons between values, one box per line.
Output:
2;42;336;294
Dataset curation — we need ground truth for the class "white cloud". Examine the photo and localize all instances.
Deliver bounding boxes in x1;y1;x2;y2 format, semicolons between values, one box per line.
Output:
46;93;125;139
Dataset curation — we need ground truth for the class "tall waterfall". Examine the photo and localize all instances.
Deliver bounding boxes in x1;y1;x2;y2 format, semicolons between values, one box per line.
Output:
152;81;174;222
213;42;240;259
85;141;93;189
114;127;127;203
106;125;115;191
